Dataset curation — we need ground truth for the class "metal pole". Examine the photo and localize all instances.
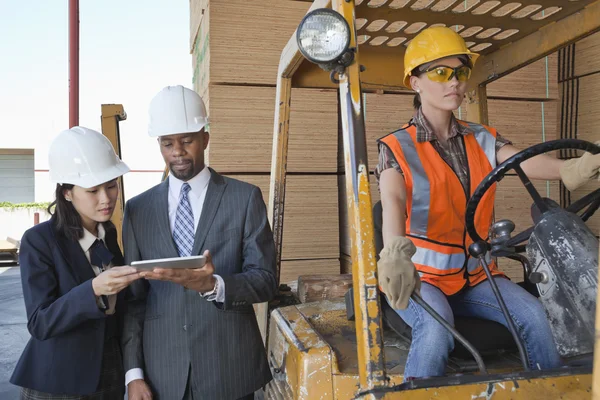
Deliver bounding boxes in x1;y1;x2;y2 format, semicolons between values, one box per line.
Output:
473;246;530;371
334;0;387;391
69;0;79;128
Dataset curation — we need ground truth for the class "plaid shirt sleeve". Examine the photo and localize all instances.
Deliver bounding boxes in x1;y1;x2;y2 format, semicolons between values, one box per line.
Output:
374;142;404;183
495;131;512;153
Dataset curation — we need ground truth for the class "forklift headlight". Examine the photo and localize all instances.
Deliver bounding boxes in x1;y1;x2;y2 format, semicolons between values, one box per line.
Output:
297;9;350;64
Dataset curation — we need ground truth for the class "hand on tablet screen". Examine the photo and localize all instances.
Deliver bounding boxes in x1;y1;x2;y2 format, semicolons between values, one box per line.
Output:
140;250;216;292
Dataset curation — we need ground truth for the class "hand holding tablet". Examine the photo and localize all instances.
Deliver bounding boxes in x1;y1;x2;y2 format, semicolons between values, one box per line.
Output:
131;255;207;270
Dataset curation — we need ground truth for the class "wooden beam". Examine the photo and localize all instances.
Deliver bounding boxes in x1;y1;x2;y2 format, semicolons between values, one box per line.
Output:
100;104;127;250
298;274;353;303
469;0;600;88
0;149;34;156
466;85;489;126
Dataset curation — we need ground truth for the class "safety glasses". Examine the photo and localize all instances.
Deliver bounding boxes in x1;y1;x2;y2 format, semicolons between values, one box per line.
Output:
424;65;472;83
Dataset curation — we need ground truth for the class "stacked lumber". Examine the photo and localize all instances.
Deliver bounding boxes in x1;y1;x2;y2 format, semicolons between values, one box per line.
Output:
190;0;342;285
557;32;600;236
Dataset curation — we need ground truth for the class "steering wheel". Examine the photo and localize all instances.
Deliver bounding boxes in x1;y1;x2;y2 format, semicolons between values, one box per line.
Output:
465;139;600;248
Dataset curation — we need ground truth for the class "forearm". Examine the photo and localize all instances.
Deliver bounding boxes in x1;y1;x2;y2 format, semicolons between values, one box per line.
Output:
497;144;564;180
521;153;564;181
382;199;407;245
379;168;408;246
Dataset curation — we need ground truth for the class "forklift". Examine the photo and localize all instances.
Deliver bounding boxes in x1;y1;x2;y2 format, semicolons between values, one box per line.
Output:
265;0;600;398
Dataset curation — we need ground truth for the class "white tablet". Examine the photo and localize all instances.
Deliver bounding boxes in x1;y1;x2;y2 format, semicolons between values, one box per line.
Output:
131;255;207;270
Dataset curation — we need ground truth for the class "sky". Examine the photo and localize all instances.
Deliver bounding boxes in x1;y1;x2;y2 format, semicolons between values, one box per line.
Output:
0;0;192;200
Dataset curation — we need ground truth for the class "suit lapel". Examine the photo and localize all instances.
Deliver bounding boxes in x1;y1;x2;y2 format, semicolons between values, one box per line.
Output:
154;179;179;257
192;168;227;255
52;223;97;284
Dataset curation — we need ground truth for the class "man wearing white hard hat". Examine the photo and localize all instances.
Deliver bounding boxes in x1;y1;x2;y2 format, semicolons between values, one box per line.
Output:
11;127;142;399
122;85;277;400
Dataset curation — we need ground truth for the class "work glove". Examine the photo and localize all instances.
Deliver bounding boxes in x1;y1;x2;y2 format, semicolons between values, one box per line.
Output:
559;141;600;191
378;236;421;310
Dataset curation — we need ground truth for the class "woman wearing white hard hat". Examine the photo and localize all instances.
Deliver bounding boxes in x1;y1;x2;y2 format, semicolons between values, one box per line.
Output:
10;127;141;399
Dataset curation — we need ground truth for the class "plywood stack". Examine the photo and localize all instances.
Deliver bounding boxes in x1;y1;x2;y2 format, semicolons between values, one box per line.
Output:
190;0;341;285
338;55;561;281
557;32;600;236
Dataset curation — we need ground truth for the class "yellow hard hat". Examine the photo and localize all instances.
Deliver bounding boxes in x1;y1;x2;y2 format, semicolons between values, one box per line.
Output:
403;26;480;89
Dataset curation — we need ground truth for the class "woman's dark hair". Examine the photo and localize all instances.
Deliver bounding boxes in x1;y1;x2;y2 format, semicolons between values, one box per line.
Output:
48;184;83;242
410;55;473;110
48;183;117;241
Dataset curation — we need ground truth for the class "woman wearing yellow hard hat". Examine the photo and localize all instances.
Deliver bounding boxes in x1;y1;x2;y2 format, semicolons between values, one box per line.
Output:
375;26;600;380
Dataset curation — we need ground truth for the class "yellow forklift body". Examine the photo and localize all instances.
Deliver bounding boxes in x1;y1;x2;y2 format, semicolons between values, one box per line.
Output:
267;1;600;399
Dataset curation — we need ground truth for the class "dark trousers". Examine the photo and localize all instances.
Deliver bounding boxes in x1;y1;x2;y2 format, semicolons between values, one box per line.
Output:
182;365;254;400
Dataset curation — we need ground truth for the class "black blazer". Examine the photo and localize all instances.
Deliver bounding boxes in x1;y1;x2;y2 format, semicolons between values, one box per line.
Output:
10;218;125;395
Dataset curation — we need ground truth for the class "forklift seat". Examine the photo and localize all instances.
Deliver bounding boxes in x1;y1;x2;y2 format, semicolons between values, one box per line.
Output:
370;201;518;359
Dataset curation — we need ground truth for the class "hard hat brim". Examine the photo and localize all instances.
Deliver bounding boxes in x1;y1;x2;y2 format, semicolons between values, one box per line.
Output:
147;120;208;138
52;161;130;189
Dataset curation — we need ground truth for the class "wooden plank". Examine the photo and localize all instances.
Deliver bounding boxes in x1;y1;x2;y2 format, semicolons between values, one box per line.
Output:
288;89;338;172
298;273;352;303
208;85;338;173
577;74;600;145
488;99;558;149
488;54;558;100
226;174;340;260
192;1;210;98
575;31;600;78
363;93;414;171
0;240;18;254
280;259;340;286
209;0;310;85
189;0;208;53
0;149;34;156
469;0;600;87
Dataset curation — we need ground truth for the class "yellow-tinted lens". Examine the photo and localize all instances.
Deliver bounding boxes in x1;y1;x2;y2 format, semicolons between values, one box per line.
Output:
455;66;471;82
425;65;472;82
426;67;453;82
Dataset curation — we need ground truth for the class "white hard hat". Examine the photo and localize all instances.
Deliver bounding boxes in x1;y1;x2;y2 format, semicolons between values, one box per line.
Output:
148;85;209;137
48;126;130;188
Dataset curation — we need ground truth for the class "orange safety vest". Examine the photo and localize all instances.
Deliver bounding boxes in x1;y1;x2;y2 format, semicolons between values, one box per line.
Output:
378;121;504;296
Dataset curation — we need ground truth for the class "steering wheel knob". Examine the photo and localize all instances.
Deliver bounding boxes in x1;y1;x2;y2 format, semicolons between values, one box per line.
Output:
469;241;489;258
491;219;515;236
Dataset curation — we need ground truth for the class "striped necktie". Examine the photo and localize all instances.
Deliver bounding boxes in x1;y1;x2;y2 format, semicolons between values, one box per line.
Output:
173;183;195;257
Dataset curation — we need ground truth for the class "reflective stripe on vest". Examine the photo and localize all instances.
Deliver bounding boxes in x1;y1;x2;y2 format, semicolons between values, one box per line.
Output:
413;246;466;272
379;121;502;295
391;129;430;237
467;122;497;169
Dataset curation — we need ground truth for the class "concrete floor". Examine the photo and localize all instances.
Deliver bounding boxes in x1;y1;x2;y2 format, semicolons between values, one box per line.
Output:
0;267;28;399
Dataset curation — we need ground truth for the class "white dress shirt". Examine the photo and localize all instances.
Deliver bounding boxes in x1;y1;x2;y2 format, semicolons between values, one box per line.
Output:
79;223;116;314
125;166;225;386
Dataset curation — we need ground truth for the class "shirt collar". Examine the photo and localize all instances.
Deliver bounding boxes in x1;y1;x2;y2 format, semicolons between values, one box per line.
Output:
79;223;106;253
168;166;211;199
412;107;471;143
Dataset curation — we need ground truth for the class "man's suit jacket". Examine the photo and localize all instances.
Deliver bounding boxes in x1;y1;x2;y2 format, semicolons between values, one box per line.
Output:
121;168;277;400
10;218;125;395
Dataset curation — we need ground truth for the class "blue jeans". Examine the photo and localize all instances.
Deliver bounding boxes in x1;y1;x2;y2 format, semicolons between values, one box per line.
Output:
392;277;562;379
